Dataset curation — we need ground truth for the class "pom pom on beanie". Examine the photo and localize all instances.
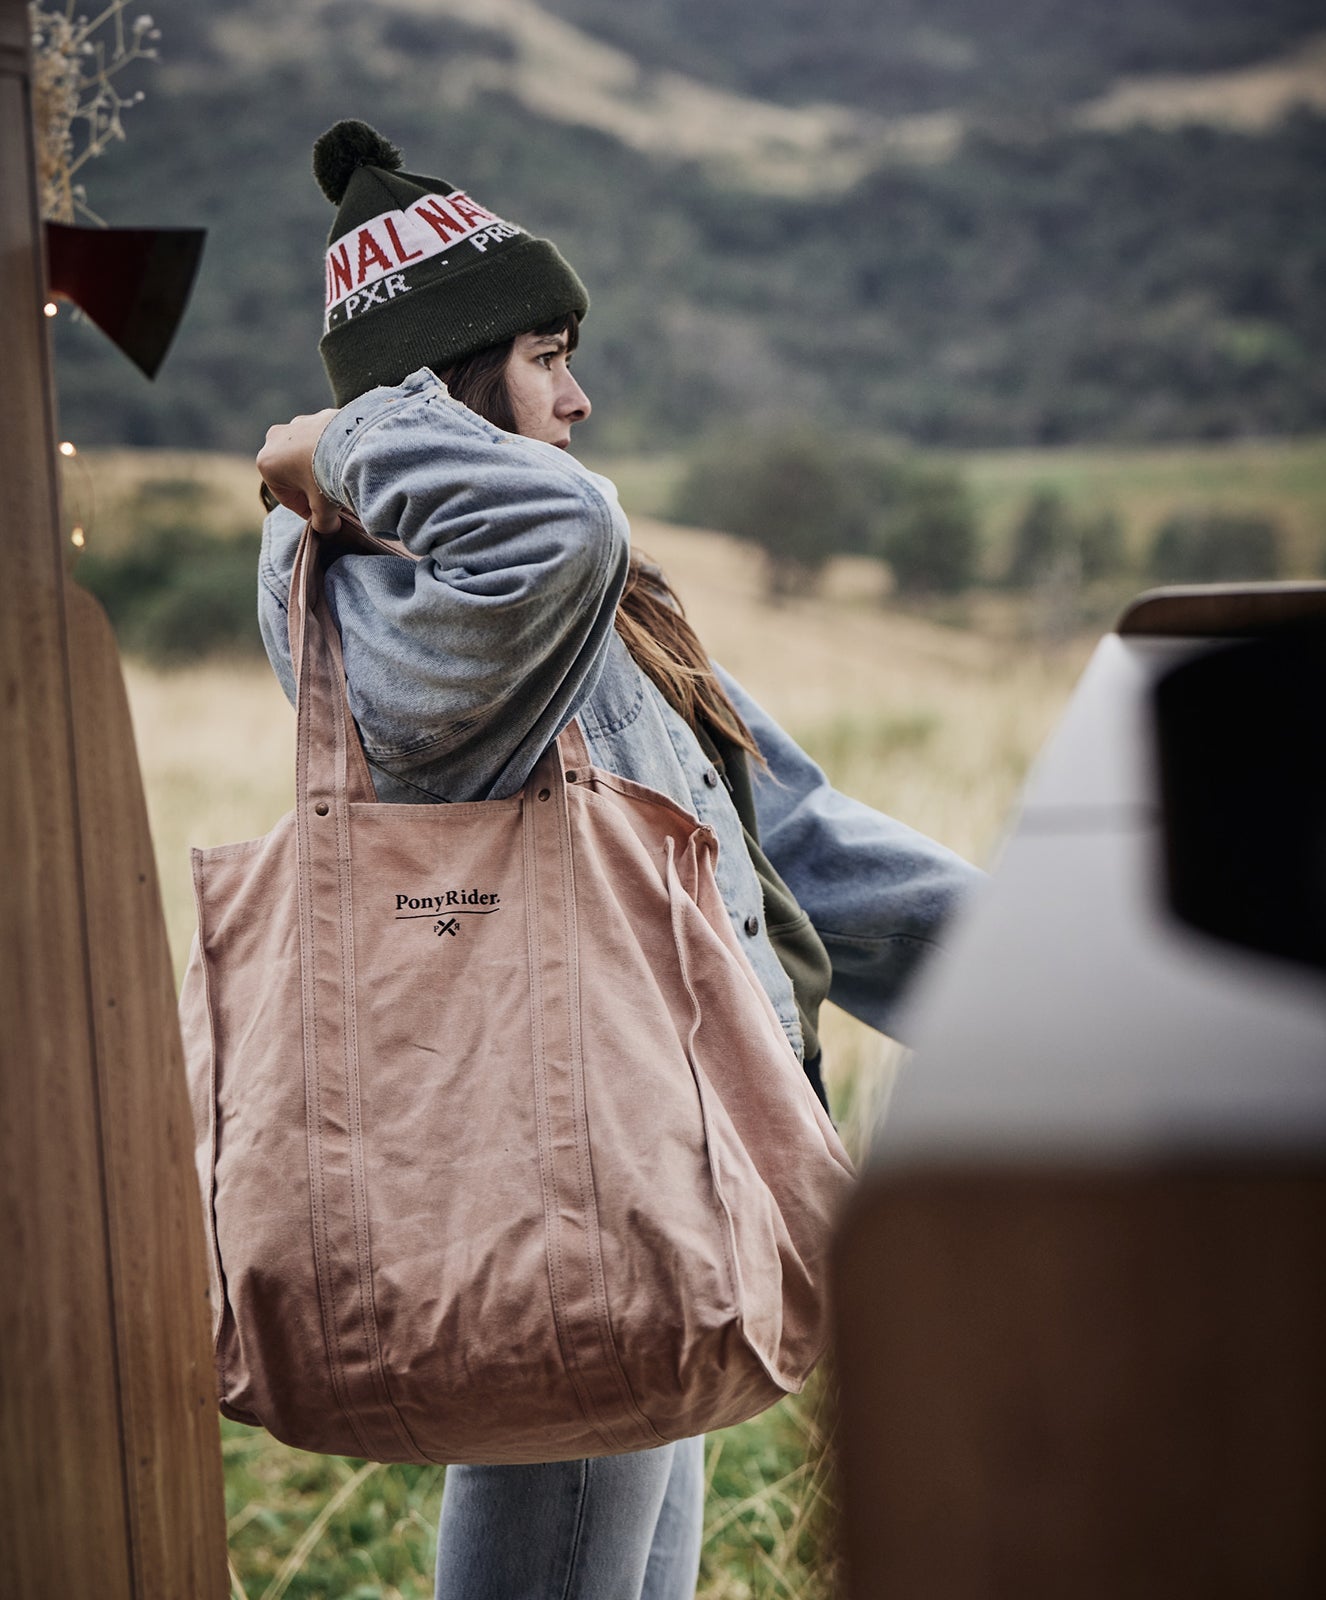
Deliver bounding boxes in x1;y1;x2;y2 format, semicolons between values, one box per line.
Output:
313;120;403;204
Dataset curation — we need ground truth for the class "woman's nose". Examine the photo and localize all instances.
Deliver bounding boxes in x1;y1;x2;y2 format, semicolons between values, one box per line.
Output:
557;373;591;423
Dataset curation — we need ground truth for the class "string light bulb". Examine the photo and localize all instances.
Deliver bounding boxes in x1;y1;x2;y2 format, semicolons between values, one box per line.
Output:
44;301;59;318
58;435;90;553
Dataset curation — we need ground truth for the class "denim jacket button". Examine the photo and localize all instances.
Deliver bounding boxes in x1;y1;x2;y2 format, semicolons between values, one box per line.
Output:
744;913;760;936
703;765;720;787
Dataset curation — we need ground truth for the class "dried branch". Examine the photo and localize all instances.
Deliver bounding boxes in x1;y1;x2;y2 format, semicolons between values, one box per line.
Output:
29;2;160;223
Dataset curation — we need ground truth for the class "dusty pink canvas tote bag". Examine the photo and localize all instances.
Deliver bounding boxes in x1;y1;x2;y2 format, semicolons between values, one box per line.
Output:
180;524;854;1465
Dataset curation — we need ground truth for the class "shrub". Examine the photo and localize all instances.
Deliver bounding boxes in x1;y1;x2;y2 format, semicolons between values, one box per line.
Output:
671;428;981;600
1147;509;1284;583
1078;506;1127;581
1002;490;1130;588
1003;488;1076;588
876;466;979;595
670;425;874;599
77;521;264;663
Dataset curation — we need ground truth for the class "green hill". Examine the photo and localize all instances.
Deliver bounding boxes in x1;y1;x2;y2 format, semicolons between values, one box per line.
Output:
539;0;1326;115
51;0;1326;453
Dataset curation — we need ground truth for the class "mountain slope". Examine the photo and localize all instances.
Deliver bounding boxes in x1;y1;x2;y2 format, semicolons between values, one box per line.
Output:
539;0;1326;115
50;0;1326;452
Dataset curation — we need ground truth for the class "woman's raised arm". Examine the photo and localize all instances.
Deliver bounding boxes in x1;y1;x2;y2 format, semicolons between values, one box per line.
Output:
258;369;630;802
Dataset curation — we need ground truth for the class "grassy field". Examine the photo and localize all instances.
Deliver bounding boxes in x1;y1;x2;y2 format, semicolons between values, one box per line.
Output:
954;433;1326;575
590;433;1326;578
217;1381;839;1600
68;431;1326;572
95;432;1318;1596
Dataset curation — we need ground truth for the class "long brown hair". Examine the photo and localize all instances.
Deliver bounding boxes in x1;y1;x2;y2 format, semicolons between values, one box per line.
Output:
445;316;761;759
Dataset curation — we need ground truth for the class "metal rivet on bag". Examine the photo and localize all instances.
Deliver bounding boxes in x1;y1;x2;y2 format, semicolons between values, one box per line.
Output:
703;766;720;787
538;787;551;802
744;914;760;936
314;801;330;816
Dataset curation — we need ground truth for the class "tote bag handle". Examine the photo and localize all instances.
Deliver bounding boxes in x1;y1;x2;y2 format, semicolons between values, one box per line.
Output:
287;519;404;809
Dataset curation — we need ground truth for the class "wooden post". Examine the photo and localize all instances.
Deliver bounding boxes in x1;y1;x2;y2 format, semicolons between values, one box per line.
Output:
0;4;228;1594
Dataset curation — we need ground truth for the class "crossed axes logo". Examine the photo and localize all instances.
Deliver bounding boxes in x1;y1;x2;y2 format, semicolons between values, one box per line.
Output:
393;893;500;939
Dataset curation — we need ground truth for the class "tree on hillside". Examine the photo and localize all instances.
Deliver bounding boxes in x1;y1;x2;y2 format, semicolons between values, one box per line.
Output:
1004;488;1076;588
875;466;979;596
1003;489;1129;587
670;425;873;600
1147;509;1284;582
50;16;1326;455
1078;506;1128;581
74;480;266;663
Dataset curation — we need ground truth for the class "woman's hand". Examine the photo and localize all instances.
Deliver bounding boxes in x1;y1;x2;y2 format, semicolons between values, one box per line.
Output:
257;409;343;533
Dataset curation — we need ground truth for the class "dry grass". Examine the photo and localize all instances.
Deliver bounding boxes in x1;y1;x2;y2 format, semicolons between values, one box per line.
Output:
62;448;263;554
631;517;1090;867
125;658;293;973
123;494;1088;1187
102;439;1084;1274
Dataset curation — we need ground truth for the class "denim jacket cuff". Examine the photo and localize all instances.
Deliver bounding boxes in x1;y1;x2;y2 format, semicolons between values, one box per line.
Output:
312;368;453;507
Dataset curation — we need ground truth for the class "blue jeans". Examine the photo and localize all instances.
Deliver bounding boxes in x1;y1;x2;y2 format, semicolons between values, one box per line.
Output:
433;1436;705;1600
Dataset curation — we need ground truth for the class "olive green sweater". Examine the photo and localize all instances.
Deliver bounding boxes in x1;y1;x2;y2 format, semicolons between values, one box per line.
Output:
698;723;834;1111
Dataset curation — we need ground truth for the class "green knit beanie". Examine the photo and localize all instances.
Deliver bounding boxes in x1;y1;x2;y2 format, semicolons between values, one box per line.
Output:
313;120;589;406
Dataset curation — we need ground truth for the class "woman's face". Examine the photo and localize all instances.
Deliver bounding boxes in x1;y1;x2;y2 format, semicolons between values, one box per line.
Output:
503;328;591;448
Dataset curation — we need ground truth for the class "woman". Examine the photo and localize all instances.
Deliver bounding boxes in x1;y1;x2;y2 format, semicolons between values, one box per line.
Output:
257;120;978;1600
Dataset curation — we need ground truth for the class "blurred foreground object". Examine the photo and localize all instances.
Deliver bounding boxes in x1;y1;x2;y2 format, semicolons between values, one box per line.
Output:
0;3;226;1593
47;219;205;378
1154;616;1325;975
833;581;1326;1598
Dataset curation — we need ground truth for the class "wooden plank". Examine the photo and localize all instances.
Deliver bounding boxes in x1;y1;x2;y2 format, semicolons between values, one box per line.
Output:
0;9;137;1592
833;1167;1326;1599
66;580;229;1597
0;3;227;1592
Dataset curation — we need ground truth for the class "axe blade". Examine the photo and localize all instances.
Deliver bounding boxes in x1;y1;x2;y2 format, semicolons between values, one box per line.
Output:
46;222;206;379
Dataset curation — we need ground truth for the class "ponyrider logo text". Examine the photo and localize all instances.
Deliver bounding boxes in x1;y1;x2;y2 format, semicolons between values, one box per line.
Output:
394;890;501;940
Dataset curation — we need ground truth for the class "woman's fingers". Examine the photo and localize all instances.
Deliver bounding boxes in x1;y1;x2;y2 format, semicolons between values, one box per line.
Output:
257;409;341;530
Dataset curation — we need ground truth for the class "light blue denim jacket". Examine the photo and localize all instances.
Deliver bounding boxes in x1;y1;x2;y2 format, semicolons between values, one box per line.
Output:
258;367;980;1056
